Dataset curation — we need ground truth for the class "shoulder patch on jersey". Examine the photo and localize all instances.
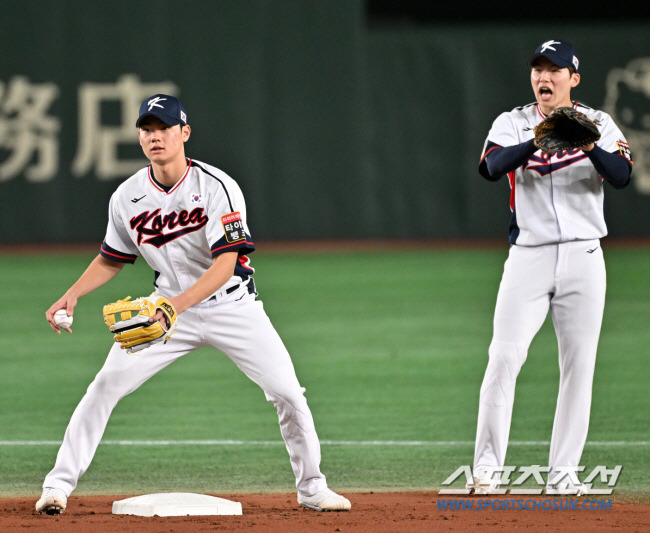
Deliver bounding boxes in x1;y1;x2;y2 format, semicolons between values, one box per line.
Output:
616;141;633;163
221;212;246;243
190;193;202;203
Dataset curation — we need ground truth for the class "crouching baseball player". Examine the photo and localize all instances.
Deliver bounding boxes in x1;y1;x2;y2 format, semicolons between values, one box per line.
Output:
37;94;351;515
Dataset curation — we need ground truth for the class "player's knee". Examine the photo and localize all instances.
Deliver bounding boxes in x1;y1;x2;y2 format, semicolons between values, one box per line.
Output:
488;340;528;372
274;399;315;435
259;368;306;405
264;384;309;412
87;369;136;400
263;384;315;435
479;341;528;406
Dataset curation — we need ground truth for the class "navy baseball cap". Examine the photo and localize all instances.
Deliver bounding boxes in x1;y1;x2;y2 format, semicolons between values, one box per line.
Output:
528;39;579;73
136;94;188;127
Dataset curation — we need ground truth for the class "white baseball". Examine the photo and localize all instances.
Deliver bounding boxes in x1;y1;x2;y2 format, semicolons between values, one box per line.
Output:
54;309;73;329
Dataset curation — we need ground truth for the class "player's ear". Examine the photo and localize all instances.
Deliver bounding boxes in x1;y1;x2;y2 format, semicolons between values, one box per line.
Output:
570;72;580;88
181;124;191;141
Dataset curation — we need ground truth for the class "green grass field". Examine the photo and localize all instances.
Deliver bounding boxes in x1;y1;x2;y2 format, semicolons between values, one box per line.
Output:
1;246;648;498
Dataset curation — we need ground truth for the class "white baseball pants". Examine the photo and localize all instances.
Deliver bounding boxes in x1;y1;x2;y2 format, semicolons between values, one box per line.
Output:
43;288;327;497
473;240;606;483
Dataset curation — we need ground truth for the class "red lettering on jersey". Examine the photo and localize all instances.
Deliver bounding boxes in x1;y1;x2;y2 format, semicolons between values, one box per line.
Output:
524;149;588;176
130;207;208;247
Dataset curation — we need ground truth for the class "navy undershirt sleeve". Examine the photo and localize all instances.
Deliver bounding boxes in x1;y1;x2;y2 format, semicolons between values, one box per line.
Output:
480;140;632;189
586;145;632;189
480;139;537;181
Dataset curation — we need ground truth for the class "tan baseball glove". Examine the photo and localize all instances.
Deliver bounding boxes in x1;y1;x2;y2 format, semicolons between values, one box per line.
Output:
103;296;177;353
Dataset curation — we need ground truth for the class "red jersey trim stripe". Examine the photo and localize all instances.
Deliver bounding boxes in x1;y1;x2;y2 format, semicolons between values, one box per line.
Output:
100;245;137;262
147;159;192;193
507;170;516;211
211;240;255;254
147;166;165;192
480;145;500;163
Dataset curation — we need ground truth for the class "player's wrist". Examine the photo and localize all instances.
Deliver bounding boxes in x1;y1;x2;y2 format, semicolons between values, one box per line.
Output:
167;295;186;315
61;291;79;306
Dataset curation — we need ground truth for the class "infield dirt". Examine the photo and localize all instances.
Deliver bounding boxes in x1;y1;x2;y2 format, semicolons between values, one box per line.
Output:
2;492;649;533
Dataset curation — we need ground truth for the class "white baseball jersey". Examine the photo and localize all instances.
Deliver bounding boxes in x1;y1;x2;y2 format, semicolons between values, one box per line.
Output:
100;158;255;299
480;102;631;246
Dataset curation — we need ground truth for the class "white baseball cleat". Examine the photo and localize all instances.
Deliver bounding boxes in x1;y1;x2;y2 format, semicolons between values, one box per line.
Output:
35;487;67;515
298;488;351;511
465;477;501;495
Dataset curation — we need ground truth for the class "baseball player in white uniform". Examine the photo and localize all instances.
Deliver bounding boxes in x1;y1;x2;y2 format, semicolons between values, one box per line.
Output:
37;94;351;514
467;40;633;495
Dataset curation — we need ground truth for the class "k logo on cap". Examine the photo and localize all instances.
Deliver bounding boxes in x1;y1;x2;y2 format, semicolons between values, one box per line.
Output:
136;94;188;127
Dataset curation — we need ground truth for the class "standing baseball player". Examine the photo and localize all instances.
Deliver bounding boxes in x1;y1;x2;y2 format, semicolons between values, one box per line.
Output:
36;94;351;514
467;40;633;495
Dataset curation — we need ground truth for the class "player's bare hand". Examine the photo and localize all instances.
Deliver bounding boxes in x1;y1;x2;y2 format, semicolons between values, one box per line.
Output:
150;310;171;330
46;296;77;334
148;295;184;330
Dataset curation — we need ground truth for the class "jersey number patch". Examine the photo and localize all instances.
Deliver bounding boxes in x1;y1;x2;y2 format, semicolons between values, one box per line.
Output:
221;212;246;243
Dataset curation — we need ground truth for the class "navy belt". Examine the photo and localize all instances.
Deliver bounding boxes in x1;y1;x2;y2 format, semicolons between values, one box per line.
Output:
209;279;254;301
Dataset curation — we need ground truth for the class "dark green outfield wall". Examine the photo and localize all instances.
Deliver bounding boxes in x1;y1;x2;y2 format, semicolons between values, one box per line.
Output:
1;1;648;242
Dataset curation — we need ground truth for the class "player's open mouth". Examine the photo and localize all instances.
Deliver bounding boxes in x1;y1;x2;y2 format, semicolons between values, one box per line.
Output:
539;87;553;99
